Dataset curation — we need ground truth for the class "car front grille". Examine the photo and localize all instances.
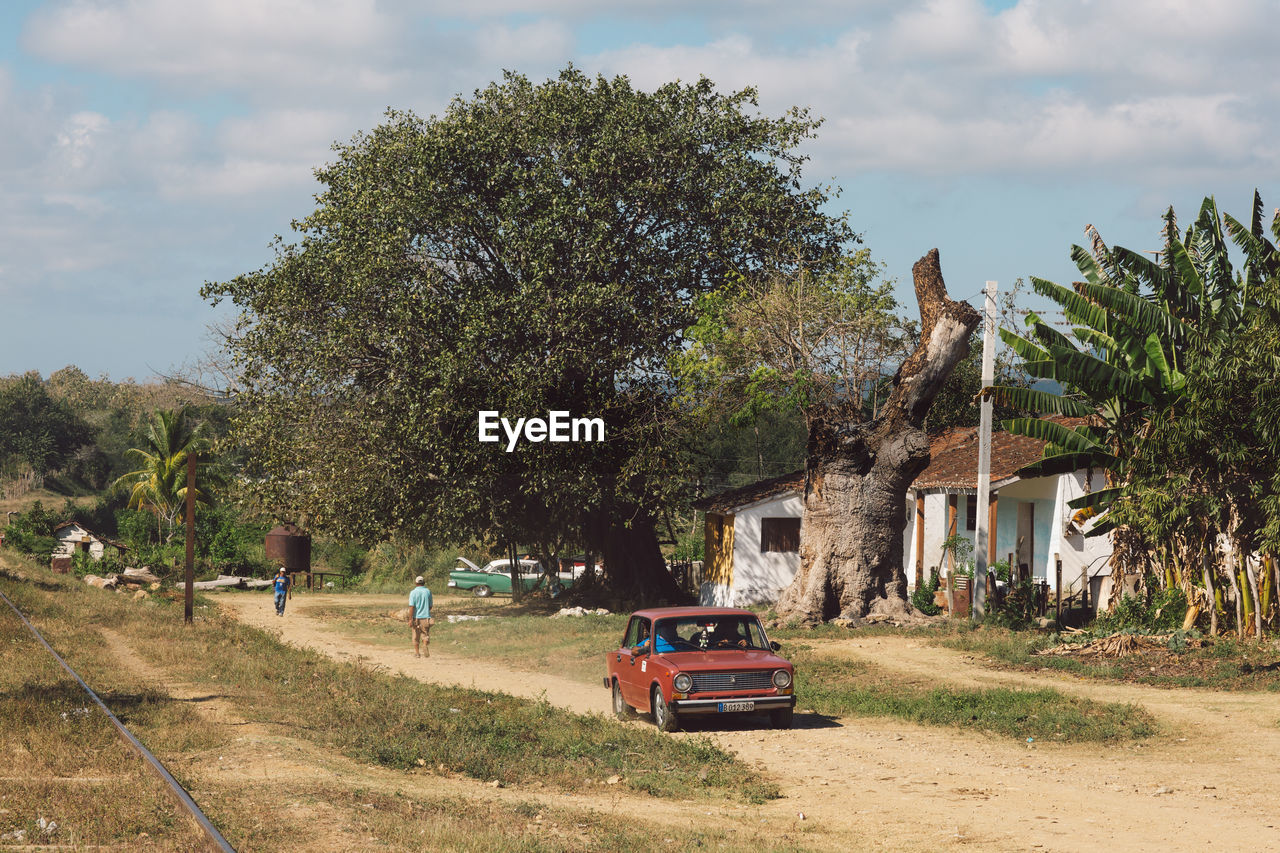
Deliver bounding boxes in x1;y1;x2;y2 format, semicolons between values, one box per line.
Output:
689;671;772;692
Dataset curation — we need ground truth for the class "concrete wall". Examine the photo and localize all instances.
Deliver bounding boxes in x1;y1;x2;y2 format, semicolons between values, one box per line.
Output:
1045;469;1112;593
730;493;803;606
55;524;106;560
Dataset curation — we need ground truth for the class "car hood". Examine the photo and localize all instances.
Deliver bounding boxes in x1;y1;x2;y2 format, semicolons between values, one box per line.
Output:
655;649;791;669
455;556;482;571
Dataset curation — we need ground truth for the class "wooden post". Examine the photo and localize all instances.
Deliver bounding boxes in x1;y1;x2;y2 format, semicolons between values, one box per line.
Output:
1081;561;1090;613
914;492;925;590
946;495;958;614
183;454;196;626
1054;553;1062;627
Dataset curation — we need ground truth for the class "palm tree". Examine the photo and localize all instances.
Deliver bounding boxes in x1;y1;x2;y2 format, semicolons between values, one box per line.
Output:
113;409;213;541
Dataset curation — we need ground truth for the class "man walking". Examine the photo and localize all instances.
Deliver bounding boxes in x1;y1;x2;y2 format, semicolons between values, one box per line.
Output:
273;567;291;616
409;575;433;657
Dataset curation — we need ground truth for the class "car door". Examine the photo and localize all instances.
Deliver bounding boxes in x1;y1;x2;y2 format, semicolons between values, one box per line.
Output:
615;616;651;707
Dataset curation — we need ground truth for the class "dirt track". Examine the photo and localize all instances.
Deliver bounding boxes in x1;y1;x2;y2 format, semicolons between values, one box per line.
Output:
219;593;1280;852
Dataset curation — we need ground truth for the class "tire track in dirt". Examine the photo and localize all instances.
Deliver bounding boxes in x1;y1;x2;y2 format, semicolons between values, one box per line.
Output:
219;594;1280;852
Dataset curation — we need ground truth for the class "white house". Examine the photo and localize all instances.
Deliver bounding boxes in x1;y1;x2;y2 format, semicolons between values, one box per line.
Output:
53;522;127;561
694;420;1113;609
692;471;804;607
902;421;1112;604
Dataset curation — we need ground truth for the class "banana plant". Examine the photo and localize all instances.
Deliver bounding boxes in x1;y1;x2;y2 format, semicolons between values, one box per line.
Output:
987;194;1280;619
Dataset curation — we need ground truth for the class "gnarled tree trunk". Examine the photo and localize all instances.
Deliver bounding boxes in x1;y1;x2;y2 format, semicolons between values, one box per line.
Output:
585;506;684;606
775;249;980;624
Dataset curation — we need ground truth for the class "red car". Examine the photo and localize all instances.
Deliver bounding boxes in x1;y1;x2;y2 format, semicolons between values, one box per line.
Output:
604;606;796;732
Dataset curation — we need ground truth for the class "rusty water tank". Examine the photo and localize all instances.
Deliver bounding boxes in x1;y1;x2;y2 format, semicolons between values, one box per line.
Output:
264;523;311;572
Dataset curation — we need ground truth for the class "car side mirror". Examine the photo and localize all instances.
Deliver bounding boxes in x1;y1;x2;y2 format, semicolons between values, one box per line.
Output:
770;641;781;652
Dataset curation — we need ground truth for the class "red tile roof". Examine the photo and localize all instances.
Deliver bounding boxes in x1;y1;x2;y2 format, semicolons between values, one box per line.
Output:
911;417;1089;491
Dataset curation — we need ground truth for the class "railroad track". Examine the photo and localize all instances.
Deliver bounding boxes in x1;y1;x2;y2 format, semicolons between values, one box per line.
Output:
0;588;235;852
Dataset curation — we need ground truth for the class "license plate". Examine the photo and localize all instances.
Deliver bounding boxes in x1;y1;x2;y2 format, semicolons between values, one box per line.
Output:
718;701;754;712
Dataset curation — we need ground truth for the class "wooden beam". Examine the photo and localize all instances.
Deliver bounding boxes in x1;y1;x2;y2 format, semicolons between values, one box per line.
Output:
914;491;925;589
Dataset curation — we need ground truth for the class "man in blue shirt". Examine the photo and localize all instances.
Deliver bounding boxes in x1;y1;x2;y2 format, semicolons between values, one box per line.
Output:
634;620;680;654
273;568;291;616
409;575;433;658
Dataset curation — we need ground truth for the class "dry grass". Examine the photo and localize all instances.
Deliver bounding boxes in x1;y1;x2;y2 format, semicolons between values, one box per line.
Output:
0;578;210;847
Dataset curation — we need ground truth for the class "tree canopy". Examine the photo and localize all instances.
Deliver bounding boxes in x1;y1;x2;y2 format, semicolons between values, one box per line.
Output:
204;67;852;597
0;373;95;476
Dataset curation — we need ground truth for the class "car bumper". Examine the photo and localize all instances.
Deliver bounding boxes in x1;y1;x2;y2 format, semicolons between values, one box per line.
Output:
672;695;796;714
447;580;457;587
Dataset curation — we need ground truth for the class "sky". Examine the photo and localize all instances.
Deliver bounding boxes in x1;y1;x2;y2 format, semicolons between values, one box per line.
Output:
0;0;1276;381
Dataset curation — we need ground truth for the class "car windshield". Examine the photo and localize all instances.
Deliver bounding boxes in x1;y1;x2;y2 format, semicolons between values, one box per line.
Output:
652;616;769;652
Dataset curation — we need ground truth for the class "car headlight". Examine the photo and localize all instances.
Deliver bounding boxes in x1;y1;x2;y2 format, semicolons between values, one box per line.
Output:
771;669;792;689
673;673;693;693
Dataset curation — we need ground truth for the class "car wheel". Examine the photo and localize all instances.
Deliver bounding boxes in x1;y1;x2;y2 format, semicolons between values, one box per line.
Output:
612;680;636;720
770;707;793;730
472;585;492;598
652;685;680;733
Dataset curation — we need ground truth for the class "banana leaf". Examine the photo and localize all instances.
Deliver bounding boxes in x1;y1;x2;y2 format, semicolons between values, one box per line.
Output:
1029;276;1107;329
1067;486;1122;509
1002;417;1101;452
1046;346;1156;406
983;386;1092;417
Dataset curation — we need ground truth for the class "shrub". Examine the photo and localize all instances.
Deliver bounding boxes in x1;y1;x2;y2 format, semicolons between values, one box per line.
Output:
911;568;941;616
1093;586;1188;634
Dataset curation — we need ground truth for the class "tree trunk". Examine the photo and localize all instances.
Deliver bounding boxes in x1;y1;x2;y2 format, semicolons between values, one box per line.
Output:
587;507;684;606
775;250;980;624
1203;552;1218;636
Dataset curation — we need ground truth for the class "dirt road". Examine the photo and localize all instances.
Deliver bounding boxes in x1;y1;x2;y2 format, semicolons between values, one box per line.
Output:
220;593;1280;852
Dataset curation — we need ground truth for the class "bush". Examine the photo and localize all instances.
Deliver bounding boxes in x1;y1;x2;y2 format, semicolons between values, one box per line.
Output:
987;578;1041;630
1093;586;1188;634
911;569;941;616
4;500;60;560
359;540;463;593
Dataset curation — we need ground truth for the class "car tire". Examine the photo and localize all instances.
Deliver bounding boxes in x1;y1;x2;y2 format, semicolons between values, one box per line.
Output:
612;680;636;720
472;585;492;598
770;707;793;730
652;685;680;733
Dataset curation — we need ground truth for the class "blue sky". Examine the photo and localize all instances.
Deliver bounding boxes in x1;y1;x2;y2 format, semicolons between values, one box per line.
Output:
0;0;1276;381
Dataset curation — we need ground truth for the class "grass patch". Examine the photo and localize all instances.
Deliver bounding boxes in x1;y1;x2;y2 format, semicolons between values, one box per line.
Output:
308;600;1156;744
0;582;209;848
309;601;628;686
939;626;1280;691
790;648;1158;743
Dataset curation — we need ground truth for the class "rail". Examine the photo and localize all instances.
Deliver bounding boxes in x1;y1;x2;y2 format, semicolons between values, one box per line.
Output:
0;588;235;852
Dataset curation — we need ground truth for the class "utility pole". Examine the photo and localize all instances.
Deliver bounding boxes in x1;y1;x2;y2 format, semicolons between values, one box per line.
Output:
973;281;997;622
183;453;196;626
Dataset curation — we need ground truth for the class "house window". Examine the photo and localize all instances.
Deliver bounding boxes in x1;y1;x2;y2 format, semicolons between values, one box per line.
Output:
760;517;801;553
965;495;977;531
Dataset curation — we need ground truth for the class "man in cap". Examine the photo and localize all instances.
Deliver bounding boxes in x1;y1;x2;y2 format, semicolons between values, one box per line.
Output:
273;567;291;616
409;575;434;657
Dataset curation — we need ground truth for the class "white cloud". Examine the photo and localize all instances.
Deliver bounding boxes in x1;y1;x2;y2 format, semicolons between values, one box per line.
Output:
24;0;397;98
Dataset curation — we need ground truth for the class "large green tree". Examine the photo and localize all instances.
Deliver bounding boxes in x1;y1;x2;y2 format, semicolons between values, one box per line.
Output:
204;68;851;600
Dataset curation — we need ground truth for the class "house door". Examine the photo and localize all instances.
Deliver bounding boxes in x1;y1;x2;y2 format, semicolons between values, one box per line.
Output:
1016;502;1035;581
